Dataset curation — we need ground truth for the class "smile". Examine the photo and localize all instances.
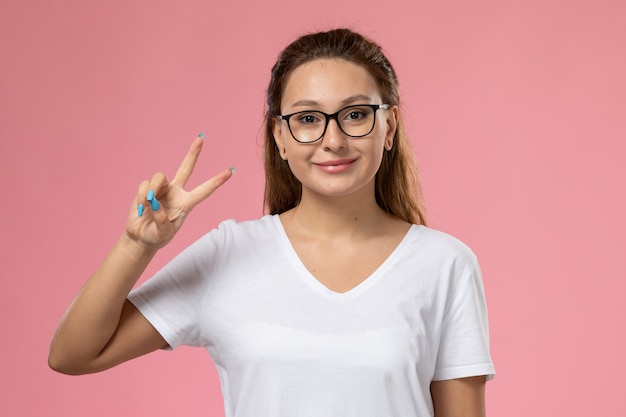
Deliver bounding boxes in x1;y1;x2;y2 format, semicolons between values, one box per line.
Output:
314;158;357;173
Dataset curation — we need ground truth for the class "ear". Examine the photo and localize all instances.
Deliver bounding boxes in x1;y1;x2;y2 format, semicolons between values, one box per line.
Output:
273;117;288;160
384;105;398;151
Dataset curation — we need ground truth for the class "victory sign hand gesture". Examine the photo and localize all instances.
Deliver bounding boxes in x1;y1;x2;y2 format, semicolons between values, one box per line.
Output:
125;134;234;249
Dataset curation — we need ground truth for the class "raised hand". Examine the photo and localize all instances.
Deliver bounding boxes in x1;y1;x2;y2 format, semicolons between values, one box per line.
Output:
125;134;234;249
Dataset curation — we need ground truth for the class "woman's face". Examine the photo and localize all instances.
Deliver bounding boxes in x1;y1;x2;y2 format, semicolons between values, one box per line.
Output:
273;58;397;201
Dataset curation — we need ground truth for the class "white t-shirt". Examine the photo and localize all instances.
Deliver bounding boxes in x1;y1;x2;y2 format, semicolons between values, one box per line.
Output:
129;215;495;417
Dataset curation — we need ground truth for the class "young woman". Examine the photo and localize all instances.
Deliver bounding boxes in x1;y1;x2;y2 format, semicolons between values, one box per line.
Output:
49;28;494;417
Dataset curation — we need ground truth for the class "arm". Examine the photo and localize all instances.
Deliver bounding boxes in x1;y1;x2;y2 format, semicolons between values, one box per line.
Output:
48;136;233;375
48;235;165;375
431;376;487;417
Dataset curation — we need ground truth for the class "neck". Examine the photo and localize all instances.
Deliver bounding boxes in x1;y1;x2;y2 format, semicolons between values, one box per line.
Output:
283;186;388;239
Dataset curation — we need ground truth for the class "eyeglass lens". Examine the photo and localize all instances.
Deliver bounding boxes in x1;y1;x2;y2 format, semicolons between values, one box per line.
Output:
288;105;378;143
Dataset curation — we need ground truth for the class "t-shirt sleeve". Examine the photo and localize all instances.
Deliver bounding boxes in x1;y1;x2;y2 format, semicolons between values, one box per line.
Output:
432;262;495;381
128;231;219;350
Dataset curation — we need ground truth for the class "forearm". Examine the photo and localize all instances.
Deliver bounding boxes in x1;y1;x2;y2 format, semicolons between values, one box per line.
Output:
431;376;487;417
48;233;158;372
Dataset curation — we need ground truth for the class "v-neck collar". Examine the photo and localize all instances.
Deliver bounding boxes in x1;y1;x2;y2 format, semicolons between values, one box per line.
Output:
271;214;418;300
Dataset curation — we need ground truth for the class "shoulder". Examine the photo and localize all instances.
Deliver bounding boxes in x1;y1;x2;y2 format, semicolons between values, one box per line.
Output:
161;215;280;275
407;226;477;263
214;214;277;236
396;226;480;285
199;214;280;249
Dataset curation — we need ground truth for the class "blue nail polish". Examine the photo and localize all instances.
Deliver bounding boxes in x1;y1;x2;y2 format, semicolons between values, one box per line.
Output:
138;204;145;217
198;132;205;140
229;166;237;174
150;198;160;211
147;190;154;201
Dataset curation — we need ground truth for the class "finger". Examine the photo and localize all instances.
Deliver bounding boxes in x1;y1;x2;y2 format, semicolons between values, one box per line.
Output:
135;180;151;217
172;135;204;187
145;173;170;224
148;193;170;226
142;172;168;215
187;167;235;208
148;172;169;197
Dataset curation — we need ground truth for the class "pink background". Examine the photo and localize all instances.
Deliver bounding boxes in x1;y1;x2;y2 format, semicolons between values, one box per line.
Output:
1;0;625;415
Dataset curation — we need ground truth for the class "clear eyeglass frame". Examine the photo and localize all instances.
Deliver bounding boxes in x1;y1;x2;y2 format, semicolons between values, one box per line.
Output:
277;103;390;143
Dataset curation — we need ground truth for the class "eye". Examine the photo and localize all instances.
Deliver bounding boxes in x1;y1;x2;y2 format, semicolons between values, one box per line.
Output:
295;112;322;125
346;110;366;120
341;106;372;123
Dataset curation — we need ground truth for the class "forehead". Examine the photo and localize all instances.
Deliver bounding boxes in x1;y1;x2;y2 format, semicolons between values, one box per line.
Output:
281;59;381;110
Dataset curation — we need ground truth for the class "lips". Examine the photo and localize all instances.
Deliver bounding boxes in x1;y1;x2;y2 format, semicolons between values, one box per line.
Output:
313;158;357;173
315;158;357;166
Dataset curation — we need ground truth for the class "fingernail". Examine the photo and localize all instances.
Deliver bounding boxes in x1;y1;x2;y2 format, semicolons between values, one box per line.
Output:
198;132;205;140
138;204;145;217
150;198;160;211
229;166;237;174
147;190;155;201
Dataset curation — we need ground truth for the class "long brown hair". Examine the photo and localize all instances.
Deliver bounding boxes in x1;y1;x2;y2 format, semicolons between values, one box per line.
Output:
263;28;426;225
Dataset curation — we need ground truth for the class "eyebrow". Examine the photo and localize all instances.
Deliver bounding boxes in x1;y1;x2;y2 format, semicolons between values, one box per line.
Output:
289;94;373;109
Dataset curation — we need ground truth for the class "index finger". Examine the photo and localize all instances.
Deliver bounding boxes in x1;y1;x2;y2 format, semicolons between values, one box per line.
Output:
172;134;205;186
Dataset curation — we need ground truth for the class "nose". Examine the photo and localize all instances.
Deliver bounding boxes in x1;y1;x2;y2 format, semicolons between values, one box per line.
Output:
321;118;346;151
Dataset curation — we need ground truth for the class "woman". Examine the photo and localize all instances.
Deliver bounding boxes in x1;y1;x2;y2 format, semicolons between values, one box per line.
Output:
49;28;494;416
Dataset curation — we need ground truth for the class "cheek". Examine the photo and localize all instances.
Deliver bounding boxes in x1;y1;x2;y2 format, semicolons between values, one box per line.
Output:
285;144;311;164
371;138;389;167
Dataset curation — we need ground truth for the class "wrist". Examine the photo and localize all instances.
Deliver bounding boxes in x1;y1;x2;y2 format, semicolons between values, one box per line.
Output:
119;232;159;260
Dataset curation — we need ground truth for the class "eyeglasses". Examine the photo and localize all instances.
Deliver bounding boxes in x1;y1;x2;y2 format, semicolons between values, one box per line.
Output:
277;104;390;143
